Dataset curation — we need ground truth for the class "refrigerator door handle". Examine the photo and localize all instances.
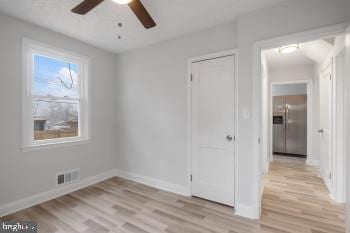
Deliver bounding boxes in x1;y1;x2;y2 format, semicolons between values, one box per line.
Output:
285;104;289;129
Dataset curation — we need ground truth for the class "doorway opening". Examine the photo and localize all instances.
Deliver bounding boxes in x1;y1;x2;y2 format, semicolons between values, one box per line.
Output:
272;83;308;159
256;26;347;230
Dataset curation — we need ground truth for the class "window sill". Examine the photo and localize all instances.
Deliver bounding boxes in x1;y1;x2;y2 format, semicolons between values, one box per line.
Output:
22;138;90;152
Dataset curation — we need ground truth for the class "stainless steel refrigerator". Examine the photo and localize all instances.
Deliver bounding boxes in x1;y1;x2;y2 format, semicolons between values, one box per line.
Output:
273;95;307;157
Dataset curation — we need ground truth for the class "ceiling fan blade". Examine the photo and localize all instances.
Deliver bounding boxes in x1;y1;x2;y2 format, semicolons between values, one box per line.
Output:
128;0;156;29
71;0;104;15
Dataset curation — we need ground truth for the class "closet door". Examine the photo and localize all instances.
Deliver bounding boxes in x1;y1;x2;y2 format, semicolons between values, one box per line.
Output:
319;65;333;191
191;55;235;206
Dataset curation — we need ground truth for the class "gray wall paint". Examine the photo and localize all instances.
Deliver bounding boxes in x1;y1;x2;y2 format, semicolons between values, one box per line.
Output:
0;13;117;206
115;21;238;186
116;0;350;212
1;0;350;217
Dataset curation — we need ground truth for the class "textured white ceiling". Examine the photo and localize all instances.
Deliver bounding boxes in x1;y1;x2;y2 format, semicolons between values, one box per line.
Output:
0;0;286;53
264;40;334;68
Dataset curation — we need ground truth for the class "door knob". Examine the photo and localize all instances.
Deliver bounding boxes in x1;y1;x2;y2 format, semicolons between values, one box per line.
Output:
226;135;233;142
318;129;324;133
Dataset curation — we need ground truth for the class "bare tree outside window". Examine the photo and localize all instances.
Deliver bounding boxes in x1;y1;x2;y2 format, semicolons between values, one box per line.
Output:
33;55;80;140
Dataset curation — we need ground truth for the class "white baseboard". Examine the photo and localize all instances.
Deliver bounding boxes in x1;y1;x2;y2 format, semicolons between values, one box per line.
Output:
116;169;262;220
235;204;259;219
260;180;265;199
0;169;189;218
0;170;116;217
0;167;262;221
115;169;189;196
306;159;320;167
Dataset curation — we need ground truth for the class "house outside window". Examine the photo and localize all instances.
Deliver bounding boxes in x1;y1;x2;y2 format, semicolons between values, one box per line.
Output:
22;39;90;150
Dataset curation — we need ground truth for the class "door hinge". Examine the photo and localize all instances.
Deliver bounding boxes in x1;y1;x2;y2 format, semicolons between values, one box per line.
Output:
190;74;193;82
190;174;193;182
258;137;261;144
234;136;236;141
329;172;332;179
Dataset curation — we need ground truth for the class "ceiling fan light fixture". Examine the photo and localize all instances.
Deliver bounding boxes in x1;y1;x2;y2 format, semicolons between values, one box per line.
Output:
72;0;156;29
112;0;132;4
279;44;299;54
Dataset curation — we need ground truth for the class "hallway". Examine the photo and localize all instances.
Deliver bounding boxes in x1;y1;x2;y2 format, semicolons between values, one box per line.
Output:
261;158;345;233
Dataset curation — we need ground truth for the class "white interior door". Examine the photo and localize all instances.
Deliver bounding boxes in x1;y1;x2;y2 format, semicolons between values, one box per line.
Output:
191;55;235;206
319;65;333;191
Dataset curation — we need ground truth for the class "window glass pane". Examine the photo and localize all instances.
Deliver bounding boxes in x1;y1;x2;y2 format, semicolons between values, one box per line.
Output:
33;100;79;141
33;54;79;98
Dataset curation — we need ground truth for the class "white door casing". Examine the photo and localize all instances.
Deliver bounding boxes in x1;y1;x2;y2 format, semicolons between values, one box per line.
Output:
319;63;333;192
345;26;350;233
191;55;235;206
333;49;346;203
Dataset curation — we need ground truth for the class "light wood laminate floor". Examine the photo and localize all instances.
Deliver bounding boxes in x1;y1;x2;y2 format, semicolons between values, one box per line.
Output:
1;159;345;233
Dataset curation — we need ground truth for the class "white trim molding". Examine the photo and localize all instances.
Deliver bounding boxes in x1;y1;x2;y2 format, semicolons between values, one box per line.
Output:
344;25;350;233
0;170;116;218
306;159;320;167
0;169;190;218
22;38;91;151
235;204;258;219
332;49;346;203
115;169;189;196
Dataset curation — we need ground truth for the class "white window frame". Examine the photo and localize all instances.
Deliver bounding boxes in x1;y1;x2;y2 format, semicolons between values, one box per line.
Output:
22;38;90;151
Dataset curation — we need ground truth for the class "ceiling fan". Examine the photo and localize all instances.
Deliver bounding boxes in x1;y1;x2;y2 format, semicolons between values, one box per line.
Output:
71;0;156;29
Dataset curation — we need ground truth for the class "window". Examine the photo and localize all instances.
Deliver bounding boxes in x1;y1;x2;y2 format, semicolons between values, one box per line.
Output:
22;39;90;150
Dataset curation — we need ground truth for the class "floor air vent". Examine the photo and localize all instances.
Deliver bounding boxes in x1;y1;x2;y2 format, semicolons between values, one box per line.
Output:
57;174;65;185
56;169;80;186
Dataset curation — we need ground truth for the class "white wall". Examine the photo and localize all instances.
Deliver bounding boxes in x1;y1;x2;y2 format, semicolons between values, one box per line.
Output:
0;13;117;207
261;53;270;176
271;83;307;96
115;0;350;218
269;64;315;83
115;21;238;188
